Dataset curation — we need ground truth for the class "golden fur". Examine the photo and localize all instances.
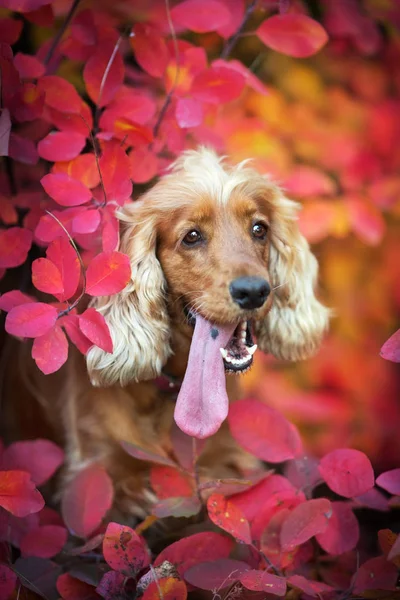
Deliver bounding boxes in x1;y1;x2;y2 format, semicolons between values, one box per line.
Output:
1;148;329;519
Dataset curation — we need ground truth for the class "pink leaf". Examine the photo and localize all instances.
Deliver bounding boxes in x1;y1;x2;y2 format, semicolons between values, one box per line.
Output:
316;502;359;555
32;325;69;374
280;498;332;551
32;258;64;295
153;496;201;518
85;251;131;296
41;173;92;207
257;14;328;58
96;571;125;600
184;558;249;590
176;97;203;128
57;573;98;600
37;131;86;162
61;314;93;355
14;53;45;79
287;575;334;597
130;24;169;78
38;75;82;114
103;522;150;575
353;556;398;593
0;471;44;517
84;47;124;107
21;525;67;558
46;237;81;302
345;194;385;245
2;439;64;486
229;474;296;521
228;399;302;463
212;58;269;95
72;209;101;234
191;66;245;104
239;570;287;595
0;564;17;600
380;329;400;363
0;290;35;312
376;468;400;495
5;303;58;338
207;493;252;544
0;227;32;268
120;440;178;467
78;308;113;353
171;0;231;33
319;448;375;498
283;166;336;197
9;132;39;165
129;148;158;184
61;465;113;538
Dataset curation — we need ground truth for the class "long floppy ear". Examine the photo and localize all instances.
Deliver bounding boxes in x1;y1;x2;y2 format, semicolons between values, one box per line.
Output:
86;201;171;386
255;195;330;361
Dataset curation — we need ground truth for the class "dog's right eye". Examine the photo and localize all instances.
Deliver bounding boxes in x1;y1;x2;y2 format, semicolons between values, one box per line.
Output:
182;229;203;246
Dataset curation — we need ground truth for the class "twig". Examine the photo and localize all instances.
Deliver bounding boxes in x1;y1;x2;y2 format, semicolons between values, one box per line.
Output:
153;0;180;139
220;0;258;59
43;0;82;67
79;113;107;206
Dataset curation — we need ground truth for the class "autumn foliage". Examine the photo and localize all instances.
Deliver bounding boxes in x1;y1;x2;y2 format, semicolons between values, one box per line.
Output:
0;0;400;598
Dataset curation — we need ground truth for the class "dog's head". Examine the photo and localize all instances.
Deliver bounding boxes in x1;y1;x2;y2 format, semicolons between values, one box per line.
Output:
87;147;330;389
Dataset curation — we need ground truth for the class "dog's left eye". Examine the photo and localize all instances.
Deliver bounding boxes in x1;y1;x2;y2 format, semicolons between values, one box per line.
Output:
252;222;268;240
182;229;203;246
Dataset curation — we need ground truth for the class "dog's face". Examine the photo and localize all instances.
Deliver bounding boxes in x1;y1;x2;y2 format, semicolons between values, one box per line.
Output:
87;148;330;387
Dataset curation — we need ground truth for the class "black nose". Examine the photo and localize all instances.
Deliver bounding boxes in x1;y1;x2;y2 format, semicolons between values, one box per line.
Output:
229;276;270;310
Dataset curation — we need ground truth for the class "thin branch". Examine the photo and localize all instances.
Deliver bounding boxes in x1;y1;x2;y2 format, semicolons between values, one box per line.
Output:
44;0;82;67
79;113;107;206
153;0;180;139
44;211;87;318
220;0;258;60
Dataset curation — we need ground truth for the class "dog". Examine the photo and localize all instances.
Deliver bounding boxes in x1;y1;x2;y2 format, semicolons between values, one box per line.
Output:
1;147;329;519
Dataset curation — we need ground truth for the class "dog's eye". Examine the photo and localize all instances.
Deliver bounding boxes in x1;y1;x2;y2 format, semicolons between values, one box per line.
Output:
252;222;268;240
182;229;203;246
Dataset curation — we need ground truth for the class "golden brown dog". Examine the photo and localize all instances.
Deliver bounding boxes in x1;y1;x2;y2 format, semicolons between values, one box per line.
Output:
1;147;329;519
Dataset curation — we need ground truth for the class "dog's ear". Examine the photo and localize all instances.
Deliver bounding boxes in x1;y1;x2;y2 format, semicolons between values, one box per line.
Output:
255;194;330;361
86;201;171;386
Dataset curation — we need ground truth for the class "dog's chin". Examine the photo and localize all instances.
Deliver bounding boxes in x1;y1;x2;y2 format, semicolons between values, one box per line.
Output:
183;306;257;374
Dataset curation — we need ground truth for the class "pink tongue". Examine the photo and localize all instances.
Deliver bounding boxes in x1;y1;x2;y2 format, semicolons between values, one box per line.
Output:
174;315;236;439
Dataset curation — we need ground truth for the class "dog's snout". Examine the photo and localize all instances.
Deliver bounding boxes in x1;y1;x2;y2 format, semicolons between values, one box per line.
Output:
229;276;270;310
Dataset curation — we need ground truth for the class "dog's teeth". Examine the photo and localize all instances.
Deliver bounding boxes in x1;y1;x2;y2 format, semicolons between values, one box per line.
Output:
248;344;257;356
225;355;233;363
240;321;247;331
241;332;246;342
220;348;228;359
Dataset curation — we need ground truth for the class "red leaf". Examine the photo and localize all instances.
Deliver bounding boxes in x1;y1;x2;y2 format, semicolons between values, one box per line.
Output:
191;66;245;104
52;153;100;189
98;142;132;204
32;258;64;295
171;0;231;33
353;556;398;593
0;194;18;225
32;325;69;374
14;53;44;79
96;571;125;600
38;131;86;162
0;17;22;45
251;489;305;541
154;532;233;577
239;570;287;595
280;498;332;551
176;97;203;129
315;502;359;555
72;210;101;234
287;575;334;597
229;474;296;521
5;302;58;338
47;102;93;138
0;564;17;600
78;308;113;353
207;494;251;544
229;399;302;463
0;108;11;156
216;0;244;38
2;439;64;486
61;465;114;538
150;466;193;500
319;448;375;498
85;251;131;296
0;471;44;517
47;237;81;302
120;441;178;467
21;525;67;558
38;75;82;114
84;48;124;107
213;58;269;95
129;148;158;184
103;522;150;575
380;329;400;363
108;87;156;125
142;578;187;600
67;532;104;556
0;290;35;312
257;14;328;58
0;227;32;268
283;166;336;197
184;558;249;590
153;496;201;518
41;173;92;207
376;468;400;495
130;24;169;78
61;314;93;355
345;195;385;245
57;573;98;600
9;132;39;165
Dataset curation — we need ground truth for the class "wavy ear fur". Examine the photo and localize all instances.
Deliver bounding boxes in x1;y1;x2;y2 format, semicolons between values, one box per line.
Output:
86;201;171;387
255;193;330;361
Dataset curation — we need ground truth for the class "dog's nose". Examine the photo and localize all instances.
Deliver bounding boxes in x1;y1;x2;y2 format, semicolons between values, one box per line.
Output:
229;276;270;310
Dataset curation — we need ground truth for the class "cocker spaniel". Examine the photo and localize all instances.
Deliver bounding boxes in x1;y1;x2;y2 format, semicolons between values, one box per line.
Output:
2;147;329;519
